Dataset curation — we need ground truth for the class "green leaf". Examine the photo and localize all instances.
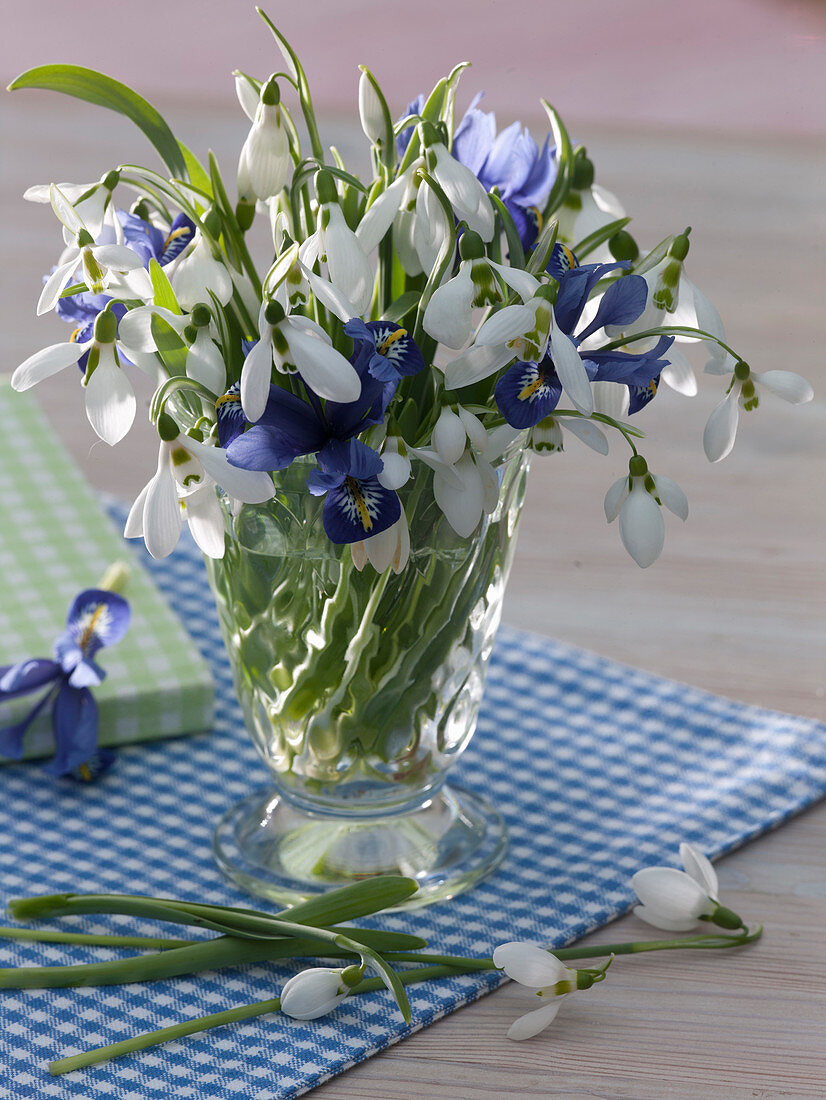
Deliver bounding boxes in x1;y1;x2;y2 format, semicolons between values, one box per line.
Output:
527;217;559;275
149;260;180;314
150;313;188;376
177;143;212;198
540;100;573;219
381;291;421;324
489;192;526;271
633;234;675;277
8;64;186;179
283;876;419;927
574;216;632;260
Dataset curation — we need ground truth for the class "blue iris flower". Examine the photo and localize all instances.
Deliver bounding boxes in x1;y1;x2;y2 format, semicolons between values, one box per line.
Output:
52;209;195;371
226;324;424;543
397;93;556;250
0;588;131;779
306;438;401;544
495;245;673;428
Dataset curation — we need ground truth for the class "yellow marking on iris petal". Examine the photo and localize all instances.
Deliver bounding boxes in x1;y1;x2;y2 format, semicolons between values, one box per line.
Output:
215;391;241;410
70;327;83;344
518;373;544;401
649;380;658;397
78;604;105;655
78;764;92;781
162;226;191;251
346;476;373;532
377;328;406;356
559;244;577;270
529;205;543;232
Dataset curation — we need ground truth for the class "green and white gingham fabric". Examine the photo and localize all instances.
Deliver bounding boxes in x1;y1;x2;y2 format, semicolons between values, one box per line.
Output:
0;382;213;760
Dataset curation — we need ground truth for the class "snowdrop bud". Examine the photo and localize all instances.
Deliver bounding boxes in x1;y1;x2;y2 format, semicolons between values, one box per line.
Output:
358;67;386;145
433;407;466;465
653;228;691;312
377;438;411;490
280;967;352;1020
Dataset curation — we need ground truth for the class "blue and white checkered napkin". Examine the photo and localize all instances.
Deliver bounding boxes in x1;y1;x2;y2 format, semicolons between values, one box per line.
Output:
1;525;825;1100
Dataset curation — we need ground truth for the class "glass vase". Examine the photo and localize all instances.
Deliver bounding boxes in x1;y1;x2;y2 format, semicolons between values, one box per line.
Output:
205;446;530;908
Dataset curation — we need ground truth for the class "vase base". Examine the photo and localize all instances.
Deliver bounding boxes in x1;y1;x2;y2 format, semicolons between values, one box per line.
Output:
212;782;508;910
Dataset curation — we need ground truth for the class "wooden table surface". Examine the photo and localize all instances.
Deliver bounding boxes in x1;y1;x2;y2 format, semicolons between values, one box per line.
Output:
1;95;824;1098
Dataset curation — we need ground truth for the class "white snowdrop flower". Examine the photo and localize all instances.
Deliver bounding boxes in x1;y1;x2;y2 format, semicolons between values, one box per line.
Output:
356;169;415;257
352;508;411;575
240;299;361;422
413;178;451;279
423;229;540;349
302;169;373;315
425;134;494;241
632;842;744;932
237;76;292;203
37;185;146;315
184;307;226;395
26;170;119;243
124;416;274;559
280;964;364;1021
604;455;688;568
493;942;611;1041
12;308;137;446
376;436;412;490
171;234;234;312
529;414;608;456
357;67;386;146
703;359;814;463
432;406;468;466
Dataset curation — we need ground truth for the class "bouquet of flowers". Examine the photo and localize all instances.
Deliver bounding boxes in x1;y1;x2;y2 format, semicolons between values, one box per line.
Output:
10;10;813;576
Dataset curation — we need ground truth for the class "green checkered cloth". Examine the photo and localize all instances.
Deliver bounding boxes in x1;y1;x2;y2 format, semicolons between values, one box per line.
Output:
0;380;214;761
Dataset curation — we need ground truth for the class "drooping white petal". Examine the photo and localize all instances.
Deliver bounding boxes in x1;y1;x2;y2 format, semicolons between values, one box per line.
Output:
11;340;86;390
632;904;703;933
283;324;362;403
393;207;424;276
376;451;411;490
240;103;291;200
364;513;410;574
117;305;188;353
488;261;540;303
652;474;689;521
679;842;719;900
185;437;275;503
322;204;373;315
408;446;464;490
123;481;150;539
414;181;450;277
483;423;524;463
26;181;89;204
37;256;79;316
299;262;359;324
280;968;349;1020
660;346;698;396
619;483;664;568
550;315;593;415
91;244;144;271
631;866;715;921
703;390;740;463
432;145;494;240
50;183;86;237
493;942;567;988
754;370;814;404
143;445;182;559
457;406;488;453
186;329;226;394
563;416;609;455
475;304;535;348
83;346;136;446
358;69;385;144
356;172;411;254
351;539;368;571
433;452;484;537
592;380;630;420
506;998;563;1041
240;336;274;422
172;240;233;310
432;407;467;466
603;475;629;522
183;484;226;558
235;74;259;122
443;343;515;390
423;263;475;348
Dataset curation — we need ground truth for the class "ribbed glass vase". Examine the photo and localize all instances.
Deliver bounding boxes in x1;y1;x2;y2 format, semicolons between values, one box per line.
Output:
205;445;530;908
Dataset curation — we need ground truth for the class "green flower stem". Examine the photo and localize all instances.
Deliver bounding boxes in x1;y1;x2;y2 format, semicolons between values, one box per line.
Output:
47;927;762;1076
49;996;283;1076
597;324;740;361
0;928;194;949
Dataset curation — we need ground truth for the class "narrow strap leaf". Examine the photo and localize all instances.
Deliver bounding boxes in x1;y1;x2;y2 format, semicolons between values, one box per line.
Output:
8;65;186;179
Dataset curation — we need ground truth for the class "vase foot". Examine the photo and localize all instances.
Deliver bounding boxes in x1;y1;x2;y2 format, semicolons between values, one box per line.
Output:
212;782;508;910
